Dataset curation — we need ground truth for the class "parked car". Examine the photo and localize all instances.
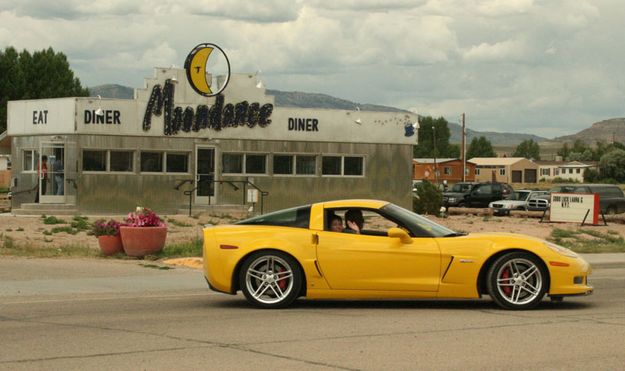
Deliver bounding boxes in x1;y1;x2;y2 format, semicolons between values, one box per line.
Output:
442;182;479;208
202;199;593;310
489;190;551;216
463;182;514;208
550;184;625;215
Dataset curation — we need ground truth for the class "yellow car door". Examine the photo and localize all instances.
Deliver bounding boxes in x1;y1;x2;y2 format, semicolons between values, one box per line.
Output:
315;231;441;292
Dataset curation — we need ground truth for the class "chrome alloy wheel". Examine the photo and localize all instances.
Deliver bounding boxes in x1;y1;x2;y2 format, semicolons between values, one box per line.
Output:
496;258;543;305
245;255;295;305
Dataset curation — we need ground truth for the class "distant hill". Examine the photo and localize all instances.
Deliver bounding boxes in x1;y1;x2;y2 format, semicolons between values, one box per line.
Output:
555;118;625;144
448;123;548;146
89;84;133;99
87;83;549;146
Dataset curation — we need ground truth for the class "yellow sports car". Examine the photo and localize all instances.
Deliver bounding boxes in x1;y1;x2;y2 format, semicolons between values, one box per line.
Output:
203;199;592;309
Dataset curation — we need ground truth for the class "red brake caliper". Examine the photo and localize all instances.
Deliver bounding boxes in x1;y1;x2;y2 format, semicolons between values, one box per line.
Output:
502;268;512;296
277;266;287;291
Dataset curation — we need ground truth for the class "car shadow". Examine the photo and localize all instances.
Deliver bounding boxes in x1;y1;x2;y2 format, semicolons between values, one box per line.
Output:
208;297;594;311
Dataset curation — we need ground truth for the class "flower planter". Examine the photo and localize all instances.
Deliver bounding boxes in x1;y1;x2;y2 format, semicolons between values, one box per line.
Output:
120;226;167;257
98;235;124;256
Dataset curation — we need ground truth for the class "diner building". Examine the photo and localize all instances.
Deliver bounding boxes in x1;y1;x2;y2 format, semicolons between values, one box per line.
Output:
7;67;418;214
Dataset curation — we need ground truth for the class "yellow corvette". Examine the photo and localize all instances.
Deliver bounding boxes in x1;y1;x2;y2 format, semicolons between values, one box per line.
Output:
203;199;592;309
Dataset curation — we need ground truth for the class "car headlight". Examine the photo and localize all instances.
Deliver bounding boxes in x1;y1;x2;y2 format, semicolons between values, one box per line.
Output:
544;241;578;258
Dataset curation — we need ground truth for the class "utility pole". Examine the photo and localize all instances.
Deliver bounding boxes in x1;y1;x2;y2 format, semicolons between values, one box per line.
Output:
432;126;438;185
461;113;466;182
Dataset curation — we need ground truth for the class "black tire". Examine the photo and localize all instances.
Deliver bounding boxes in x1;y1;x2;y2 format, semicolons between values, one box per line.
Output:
486;252;548;310
457;201;466;208
238;250;302;309
606;206;617;215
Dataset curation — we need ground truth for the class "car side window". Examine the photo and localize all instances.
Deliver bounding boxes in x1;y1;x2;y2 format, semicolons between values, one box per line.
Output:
325;208;410;236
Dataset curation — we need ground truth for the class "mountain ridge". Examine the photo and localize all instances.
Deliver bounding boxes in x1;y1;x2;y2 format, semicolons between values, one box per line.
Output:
89;84;613;147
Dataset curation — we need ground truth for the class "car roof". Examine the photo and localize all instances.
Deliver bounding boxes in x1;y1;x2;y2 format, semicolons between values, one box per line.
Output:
320;199;389;209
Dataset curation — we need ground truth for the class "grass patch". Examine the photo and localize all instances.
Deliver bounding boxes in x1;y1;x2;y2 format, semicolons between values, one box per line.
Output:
0;240;100;258
548;228;625;253
166;218;192;227
71;216;91;231
42;215;67;225
156;238;203;258
16;227;24;232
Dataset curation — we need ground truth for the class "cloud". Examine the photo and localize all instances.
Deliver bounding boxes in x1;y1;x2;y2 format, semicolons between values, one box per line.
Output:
462;38;528;62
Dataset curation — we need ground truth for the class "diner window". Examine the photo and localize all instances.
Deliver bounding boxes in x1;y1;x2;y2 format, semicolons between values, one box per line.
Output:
322;155;364;176
222;153;268;175
322;156;341;175
141;152;163;172
166;153;189;173
296;156;316;175
83;150;107;172
273;155;293;175
23;150;38;172
246;154;266;174
222;153;243;174
344;156;363;176
110;151;134;172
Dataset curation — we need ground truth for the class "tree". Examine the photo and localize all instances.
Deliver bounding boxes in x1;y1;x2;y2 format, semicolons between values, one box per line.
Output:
599;149;625;182
512;139;541;160
413;116;459;158
466;136;496;159
0;46;88;132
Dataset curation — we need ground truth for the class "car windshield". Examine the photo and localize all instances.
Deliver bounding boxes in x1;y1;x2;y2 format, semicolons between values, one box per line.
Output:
510;191;530;201
450;183;469;192
381;203;460;237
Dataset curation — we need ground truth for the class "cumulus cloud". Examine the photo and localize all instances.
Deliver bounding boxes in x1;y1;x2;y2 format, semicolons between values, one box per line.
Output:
0;0;623;138
463;38;528;62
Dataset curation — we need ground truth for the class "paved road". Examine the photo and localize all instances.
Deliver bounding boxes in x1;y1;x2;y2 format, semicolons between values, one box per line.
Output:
0;258;624;370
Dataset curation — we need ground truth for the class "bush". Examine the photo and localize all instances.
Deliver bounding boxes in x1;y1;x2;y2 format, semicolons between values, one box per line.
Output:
412;180;443;215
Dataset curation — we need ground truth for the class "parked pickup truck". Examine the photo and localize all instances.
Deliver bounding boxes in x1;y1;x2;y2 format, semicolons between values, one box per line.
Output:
550;184;625;215
489;190;550;216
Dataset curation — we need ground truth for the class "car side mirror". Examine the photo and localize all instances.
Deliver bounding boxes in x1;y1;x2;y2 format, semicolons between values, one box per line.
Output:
388;227;413;244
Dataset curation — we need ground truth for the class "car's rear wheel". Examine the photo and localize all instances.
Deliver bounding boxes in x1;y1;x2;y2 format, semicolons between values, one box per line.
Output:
486;252;547;310
239;250;302;309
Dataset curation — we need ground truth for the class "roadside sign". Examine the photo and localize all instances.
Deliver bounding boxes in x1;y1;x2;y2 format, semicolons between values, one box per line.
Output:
550;192;599;224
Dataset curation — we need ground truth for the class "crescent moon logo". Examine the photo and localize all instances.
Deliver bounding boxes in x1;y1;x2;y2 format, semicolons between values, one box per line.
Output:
184;43;231;97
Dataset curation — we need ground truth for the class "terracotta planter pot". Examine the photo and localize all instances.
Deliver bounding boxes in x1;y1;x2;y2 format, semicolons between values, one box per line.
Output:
120;226;167;257
98;235;124;256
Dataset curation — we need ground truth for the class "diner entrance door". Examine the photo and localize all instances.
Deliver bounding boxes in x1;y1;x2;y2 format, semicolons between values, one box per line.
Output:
195;147;216;205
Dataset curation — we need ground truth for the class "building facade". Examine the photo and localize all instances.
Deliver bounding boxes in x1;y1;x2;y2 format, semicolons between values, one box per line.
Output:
7;68;418;214
535;160;597;182
413;158;476;183
470;157;539;184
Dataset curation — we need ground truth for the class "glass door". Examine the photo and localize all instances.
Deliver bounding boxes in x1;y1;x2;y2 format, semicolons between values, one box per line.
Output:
195;147;216;204
39;143;65;204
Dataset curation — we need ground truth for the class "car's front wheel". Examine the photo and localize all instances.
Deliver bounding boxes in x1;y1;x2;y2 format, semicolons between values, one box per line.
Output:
239;250;302;309
486;252;548;310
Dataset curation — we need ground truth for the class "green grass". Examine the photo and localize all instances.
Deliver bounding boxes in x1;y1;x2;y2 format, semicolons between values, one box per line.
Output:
156;238;203;258
0;238;100;258
549;228;625;253
166;218;193;227
42;215;67;225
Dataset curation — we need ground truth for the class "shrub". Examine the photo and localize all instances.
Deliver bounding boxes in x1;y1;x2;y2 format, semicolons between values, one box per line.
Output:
412;180;443;215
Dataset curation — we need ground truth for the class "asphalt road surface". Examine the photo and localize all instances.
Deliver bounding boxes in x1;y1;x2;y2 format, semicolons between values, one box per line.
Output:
1;258;624;370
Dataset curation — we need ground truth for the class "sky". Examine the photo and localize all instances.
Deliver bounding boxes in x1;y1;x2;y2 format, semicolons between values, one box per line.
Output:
1;0;624;139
